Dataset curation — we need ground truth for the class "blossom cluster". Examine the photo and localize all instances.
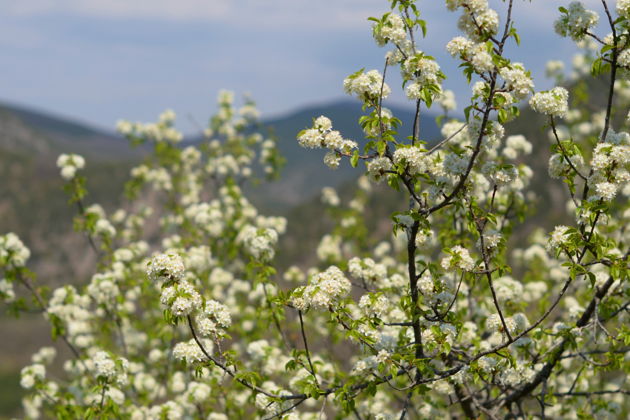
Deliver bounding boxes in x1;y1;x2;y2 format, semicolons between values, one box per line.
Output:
554;1;599;41
160;279;202;317
0;232;31;267
56;153;85;181
343;69;391;104
446;0;500;42
194;299;232;338
447;37;494;73
291;266;351;310
529;87;569;118
372;13;406;46
297;116;357;169
147;252;186;282
236;225;279;262
402;53;444;101
587;129;630;202
117;109;183;144
348;257;387;283
440;246;476;271
93;350;129;385
499;64;534;100
392;146;429;175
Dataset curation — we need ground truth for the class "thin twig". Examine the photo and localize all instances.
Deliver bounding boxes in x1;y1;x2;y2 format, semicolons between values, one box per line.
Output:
298;310;319;387
427;123;468;154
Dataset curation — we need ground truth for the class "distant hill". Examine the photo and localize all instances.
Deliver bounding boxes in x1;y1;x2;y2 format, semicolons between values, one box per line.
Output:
0;102;134;159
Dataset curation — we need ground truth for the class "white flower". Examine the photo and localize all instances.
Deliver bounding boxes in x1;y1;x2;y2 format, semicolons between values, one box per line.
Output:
92;351;128;385
147;253;185;282
373;13;407;46
441;246;475;271
548;153;584;179
173;339;211;364
402;55;442;86
504;135;532;158
56;153;85;180
618;49;630;68
94;219;116;237
594;182;618;201
348;257;387;283
116;119;133;135
477;356;497;373
548;225;571;249
471;44;494;73
56;153;85;170
0;233;31;267
324;151;341;169
317;234;342;262
195;299;232;337
343;69;391;103
159;109;176;124
321;187;340;207
20;364;46;389
493;276;523;303
291;266;351;310
393;147;428;175
446;36;473;57
499;64;534;100
438;89;457;111
0;278;15;302
359;294;390;317
415;228;434;247
546;60;565;78
236;225;278;262
554;2;599;41
93;351;117;380
457;5;499;41
375;350;390;364
314;115;332;131
323;131;344;149
478;230;502;251
530;87;569;118
366;157;393;182
160;280;202;317
297;128;323;149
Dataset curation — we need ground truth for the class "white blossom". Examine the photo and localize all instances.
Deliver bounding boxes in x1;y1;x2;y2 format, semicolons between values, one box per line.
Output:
147;253;185;282
530;87;569;118
554;2;599;41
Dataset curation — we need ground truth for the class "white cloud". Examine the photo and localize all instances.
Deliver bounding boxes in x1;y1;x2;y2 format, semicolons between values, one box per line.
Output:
3;0;231;21
0;0;390;31
1;0;613;34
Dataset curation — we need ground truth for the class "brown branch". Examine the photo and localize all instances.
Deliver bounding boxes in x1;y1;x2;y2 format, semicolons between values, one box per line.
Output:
298;310;319;387
497;276;616;408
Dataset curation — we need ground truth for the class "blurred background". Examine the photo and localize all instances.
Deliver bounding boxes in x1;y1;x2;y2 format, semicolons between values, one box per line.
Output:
0;0;606;416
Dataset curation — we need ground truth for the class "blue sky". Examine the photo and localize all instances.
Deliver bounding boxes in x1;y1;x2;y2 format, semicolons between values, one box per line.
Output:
0;0;605;134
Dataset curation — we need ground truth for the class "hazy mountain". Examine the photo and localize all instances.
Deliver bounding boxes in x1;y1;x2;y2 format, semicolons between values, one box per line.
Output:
0;102;134;159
